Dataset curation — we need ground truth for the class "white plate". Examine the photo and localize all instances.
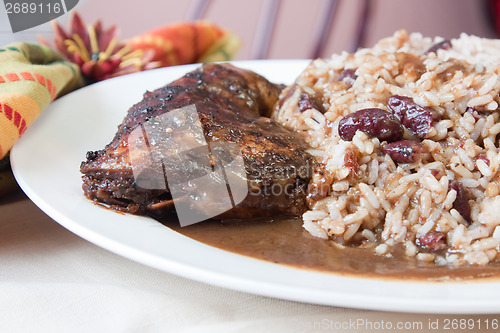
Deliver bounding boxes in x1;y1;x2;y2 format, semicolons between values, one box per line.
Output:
10;60;500;314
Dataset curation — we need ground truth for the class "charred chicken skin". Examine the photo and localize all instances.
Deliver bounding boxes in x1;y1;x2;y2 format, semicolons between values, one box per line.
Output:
80;63;314;220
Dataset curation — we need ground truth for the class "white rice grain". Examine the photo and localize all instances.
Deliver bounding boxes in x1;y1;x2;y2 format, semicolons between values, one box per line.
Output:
359;183;380;209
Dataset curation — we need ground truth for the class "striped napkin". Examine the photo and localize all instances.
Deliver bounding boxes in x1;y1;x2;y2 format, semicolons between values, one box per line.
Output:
0;42;83;159
127;20;241;68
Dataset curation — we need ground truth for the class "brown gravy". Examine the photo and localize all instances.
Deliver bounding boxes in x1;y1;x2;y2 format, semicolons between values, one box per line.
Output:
162;217;500;281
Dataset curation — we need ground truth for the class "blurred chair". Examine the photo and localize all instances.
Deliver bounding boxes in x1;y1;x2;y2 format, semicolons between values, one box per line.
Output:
182;0;368;59
177;0;495;60
15;0;494;61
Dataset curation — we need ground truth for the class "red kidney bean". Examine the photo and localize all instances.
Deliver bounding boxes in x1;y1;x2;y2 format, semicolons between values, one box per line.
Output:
338;108;404;142
387;95;441;138
339;68;357;87
298;91;326;114
382;140;426;164
416;231;447;252
475;153;490;166
425;40;452;54
448;180;471;225
429;169;440;178
277;84;325;114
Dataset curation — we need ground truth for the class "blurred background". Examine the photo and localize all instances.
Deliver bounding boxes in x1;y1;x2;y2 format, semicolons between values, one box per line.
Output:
0;0;498;60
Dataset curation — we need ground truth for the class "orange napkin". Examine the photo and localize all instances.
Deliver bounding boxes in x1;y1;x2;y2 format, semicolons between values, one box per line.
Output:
127;20;241;67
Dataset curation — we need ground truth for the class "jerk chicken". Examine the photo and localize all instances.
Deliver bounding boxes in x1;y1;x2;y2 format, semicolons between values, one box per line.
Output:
80;63;315;221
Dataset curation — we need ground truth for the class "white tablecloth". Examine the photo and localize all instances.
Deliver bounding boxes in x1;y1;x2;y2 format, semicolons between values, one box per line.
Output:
1;188;498;333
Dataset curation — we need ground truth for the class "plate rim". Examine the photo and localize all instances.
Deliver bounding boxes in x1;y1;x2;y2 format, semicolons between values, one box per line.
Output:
10;59;500;314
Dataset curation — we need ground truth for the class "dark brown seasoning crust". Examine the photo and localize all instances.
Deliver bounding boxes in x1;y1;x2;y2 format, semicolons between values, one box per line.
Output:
80;63;316;219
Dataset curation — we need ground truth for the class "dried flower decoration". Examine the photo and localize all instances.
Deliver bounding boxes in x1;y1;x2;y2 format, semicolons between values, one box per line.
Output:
40;12;160;82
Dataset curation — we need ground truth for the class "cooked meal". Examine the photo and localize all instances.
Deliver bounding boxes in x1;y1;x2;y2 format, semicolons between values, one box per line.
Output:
273;30;500;266
80;63;315;220
82;30;500;268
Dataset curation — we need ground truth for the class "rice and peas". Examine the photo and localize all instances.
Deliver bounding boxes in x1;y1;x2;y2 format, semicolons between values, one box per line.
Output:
272;30;500;266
